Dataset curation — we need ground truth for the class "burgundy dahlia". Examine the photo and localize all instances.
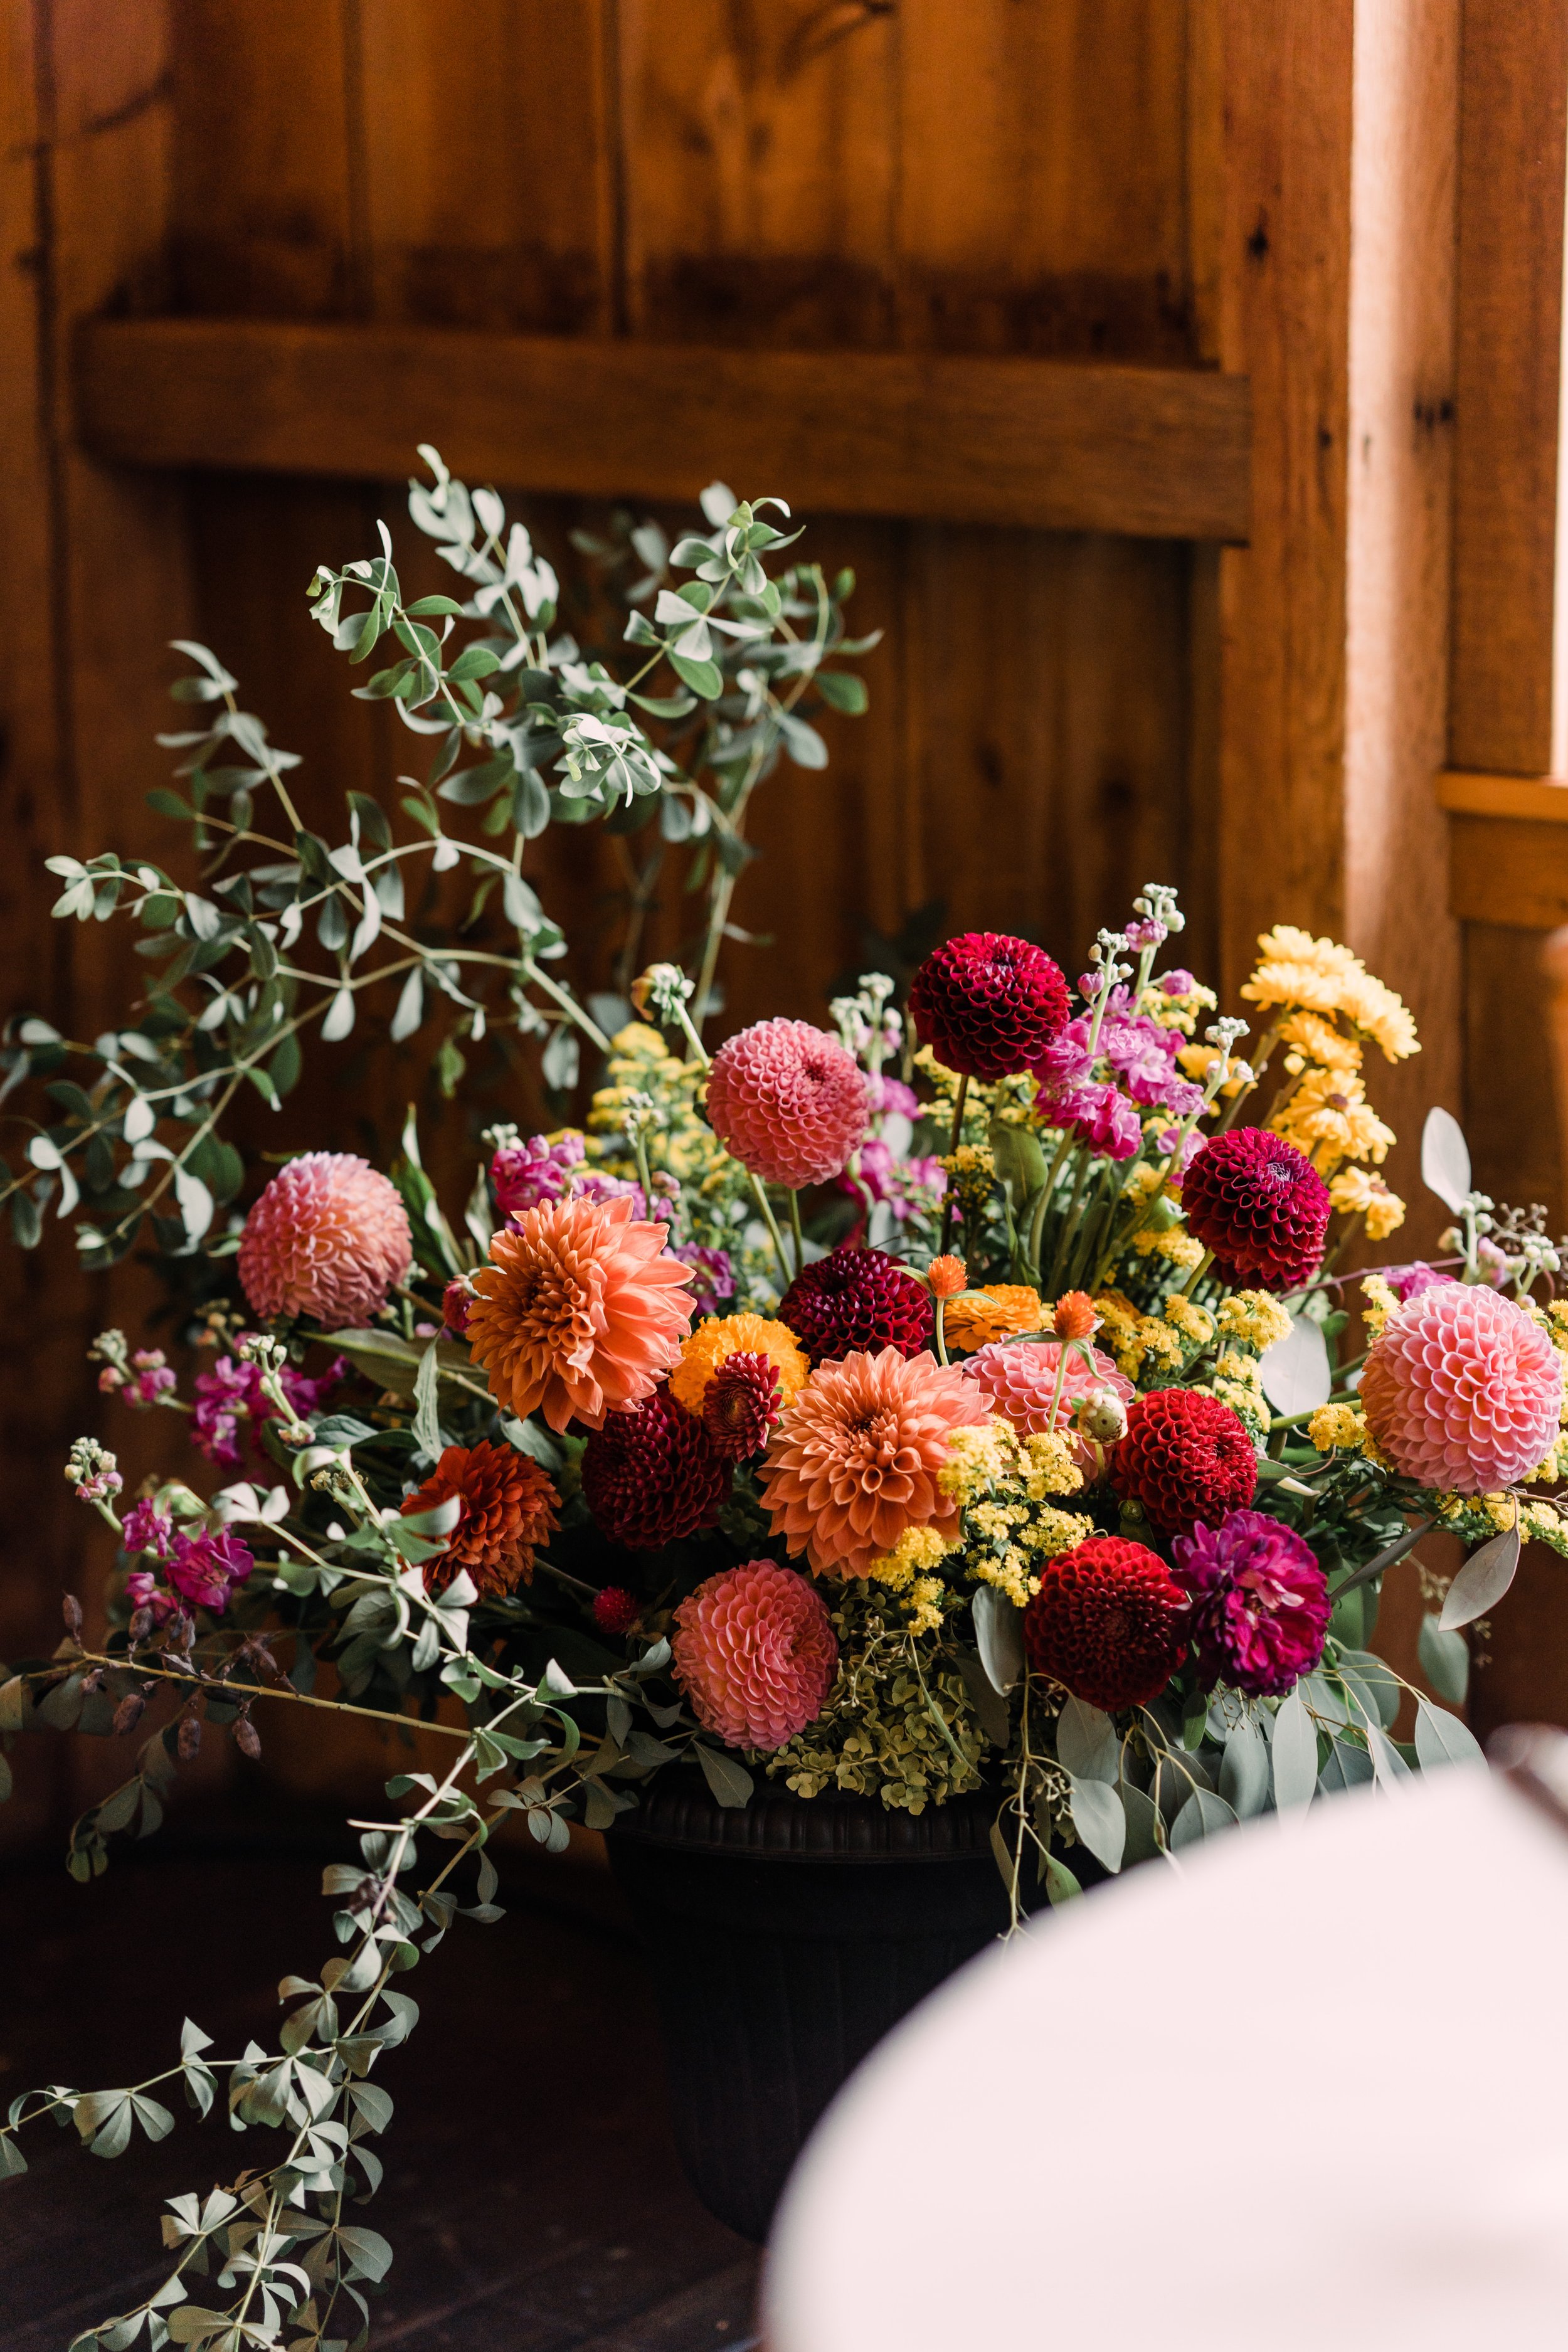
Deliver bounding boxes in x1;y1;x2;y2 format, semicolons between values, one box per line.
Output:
778;1242;933;1366
580;1386;730;1550
1110;1388;1258;1537
1180;1128;1332;1292
909;932;1071;1081
1172;1509;1330;1697
702;1351;783;1459
1024;1536;1187;1712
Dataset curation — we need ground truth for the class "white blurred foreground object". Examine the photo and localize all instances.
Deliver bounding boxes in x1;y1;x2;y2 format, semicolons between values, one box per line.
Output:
767;1751;1568;2351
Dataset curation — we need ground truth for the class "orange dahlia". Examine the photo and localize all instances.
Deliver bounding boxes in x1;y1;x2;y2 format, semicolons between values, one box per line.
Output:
669;1311;810;1417
401;1441;558;1597
467;1194;696;1433
758;1345;990;1576
941;1283;1045;1356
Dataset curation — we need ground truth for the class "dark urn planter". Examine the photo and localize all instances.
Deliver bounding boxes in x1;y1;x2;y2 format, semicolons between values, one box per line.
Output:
605;1776;1015;2243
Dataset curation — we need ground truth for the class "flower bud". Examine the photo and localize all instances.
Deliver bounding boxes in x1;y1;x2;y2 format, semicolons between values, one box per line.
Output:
1077;1387;1129;1443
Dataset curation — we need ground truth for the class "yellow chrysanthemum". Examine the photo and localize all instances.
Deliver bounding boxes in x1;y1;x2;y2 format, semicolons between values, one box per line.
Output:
939;1417;1017;1502
1278;1010;1363;1078
1020;1429;1083;1498
669;1312;810;1416
941;1283;1044;1355
1328;1165;1407;1239
1273;1067;1396;1170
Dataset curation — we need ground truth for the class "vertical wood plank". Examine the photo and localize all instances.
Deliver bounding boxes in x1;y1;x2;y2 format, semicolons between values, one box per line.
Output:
1343;0;1461;1242
1447;0;1568;777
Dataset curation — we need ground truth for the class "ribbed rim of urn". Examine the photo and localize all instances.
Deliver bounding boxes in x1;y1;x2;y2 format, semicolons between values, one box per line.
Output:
605;1774;1000;1862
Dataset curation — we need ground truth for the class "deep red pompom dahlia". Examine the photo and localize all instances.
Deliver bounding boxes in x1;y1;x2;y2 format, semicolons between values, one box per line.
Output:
908;932;1071;1081
1179;1127;1332;1291
702;1351;783;1459
580;1386;731;1550
778;1243;933;1366
1110;1388;1258;1537
1024;1536;1188;1711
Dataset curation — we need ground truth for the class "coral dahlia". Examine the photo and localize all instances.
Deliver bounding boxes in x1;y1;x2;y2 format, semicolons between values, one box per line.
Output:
1180;1128;1332;1292
580;1386;730;1549
238;1152;412;1327
909;932;1071;1081
670;1312;809;1417
1110;1388;1258;1537
467;1194;695;1433
705;1019;869;1188
1024;1536;1188;1711
778;1242;933;1365
401;1441;559;1597
673;1561;839;1751
759;1345;990;1576
961;1340;1133;1471
1360;1279;1563;1494
1172;1510;1330;1697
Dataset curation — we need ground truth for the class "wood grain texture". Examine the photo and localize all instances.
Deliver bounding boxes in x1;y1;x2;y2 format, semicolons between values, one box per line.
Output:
74;316;1253;542
1343;0;1460;1253
1448;813;1568;929
1439;769;1568;821
1448;0;1568;776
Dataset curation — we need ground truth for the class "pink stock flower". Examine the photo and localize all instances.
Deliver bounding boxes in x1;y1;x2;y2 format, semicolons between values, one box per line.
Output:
191;1350;344;1470
1360;1280;1564;1495
238;1153;412;1327
124;1569;179;1628
164;1527;254;1614
672;1561;839;1751
490;1131;584;1218
705;1019;869;1188
122;1501;173;1557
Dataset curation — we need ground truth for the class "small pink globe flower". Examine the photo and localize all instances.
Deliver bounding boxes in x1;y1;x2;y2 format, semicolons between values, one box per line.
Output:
1361;1279;1563;1495
961;1339;1135;1471
705;1019;869;1189
238;1152;413;1327
672;1560;839;1752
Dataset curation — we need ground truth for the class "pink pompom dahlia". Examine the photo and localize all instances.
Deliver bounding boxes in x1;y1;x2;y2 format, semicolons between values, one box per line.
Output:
1360;1279;1563;1495
704;1019;869;1188
673;1561;839;1751
961;1339;1133;1470
759;1345;990;1577
467;1194;696;1433
238;1153;413;1326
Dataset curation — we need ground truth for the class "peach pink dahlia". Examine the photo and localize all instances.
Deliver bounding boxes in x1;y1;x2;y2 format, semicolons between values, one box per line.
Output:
758;1345;990;1577
672;1561;839;1751
704;1018;869;1188
961;1338;1134;1471
1360;1279;1562;1495
238;1152;412;1326
467;1194;696;1433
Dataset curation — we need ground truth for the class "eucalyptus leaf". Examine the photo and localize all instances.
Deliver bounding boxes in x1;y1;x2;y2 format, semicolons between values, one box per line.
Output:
972;1585;1024;1695
1421;1106;1473;1212
1413;1697;1484;1769
1169;1786;1239;1848
1068;1776;1125;1873
1056;1696;1118;1783
694;1745;753;1808
1270;1688;1319;1809
1417;1609;1470;1706
1259;1313;1333;1417
1439;1527;1521;1629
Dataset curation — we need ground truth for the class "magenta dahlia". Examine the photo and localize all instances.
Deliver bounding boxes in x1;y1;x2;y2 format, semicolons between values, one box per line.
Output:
1180;1128;1331;1291
1024;1536;1187;1711
1360;1279;1563;1494
238;1153;413;1326
909;932;1071;1081
1110;1388;1258;1536
778;1242;933;1365
672;1561;839;1750
1172;1510;1330;1697
704;1019;869;1188
580;1386;730;1549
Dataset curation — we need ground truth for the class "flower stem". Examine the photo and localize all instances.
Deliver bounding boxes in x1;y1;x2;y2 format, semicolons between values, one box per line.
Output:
788;1187;805;1278
939;1073;971;1254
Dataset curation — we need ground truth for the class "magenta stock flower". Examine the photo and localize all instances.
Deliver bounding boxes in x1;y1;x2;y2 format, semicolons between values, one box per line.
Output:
490;1131;585;1218
1360;1280;1563;1494
124;1569;179;1629
122;1500;173;1557
670;1242;736;1316
1172;1510;1330;1697
706;1019;869;1187
672;1561;839;1751
191;1350;344;1470
239;1153;413;1326
164;1527;255;1614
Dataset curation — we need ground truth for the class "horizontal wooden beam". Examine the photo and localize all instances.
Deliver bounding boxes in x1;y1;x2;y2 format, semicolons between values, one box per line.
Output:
1438;773;1568;926
1438;768;1568;821
73;317;1252;544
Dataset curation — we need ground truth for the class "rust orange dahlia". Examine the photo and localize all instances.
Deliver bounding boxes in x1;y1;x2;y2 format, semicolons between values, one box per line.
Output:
759;1345;990;1576
401;1441;558;1597
467;1194;696;1433
669;1311;810;1417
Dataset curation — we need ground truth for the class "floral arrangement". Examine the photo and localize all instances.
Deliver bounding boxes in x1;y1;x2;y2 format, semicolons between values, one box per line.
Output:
1;455;1562;2349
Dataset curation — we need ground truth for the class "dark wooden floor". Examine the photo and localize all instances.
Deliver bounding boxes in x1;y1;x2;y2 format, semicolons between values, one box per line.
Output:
0;1835;760;2350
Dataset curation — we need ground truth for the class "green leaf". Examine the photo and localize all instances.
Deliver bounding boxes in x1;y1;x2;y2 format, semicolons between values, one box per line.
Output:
1270;1687;1318;1808
1055;1697;1118;1783
412;1339;443;1458
447;645;501;682
693;1744;753;1809
1068;1776;1125;1872
0;2134;26;2181
667;651;724;700
1042;1852;1082;1906
1417;1610;1470;1707
268;1030;302;1098
1439;1527;1522;1629
813;669;869;715
337;2223;395;2282
1220;1712;1270;1818
405;595;465;617
1169;1786;1238;1848
1414;1697;1485;1769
